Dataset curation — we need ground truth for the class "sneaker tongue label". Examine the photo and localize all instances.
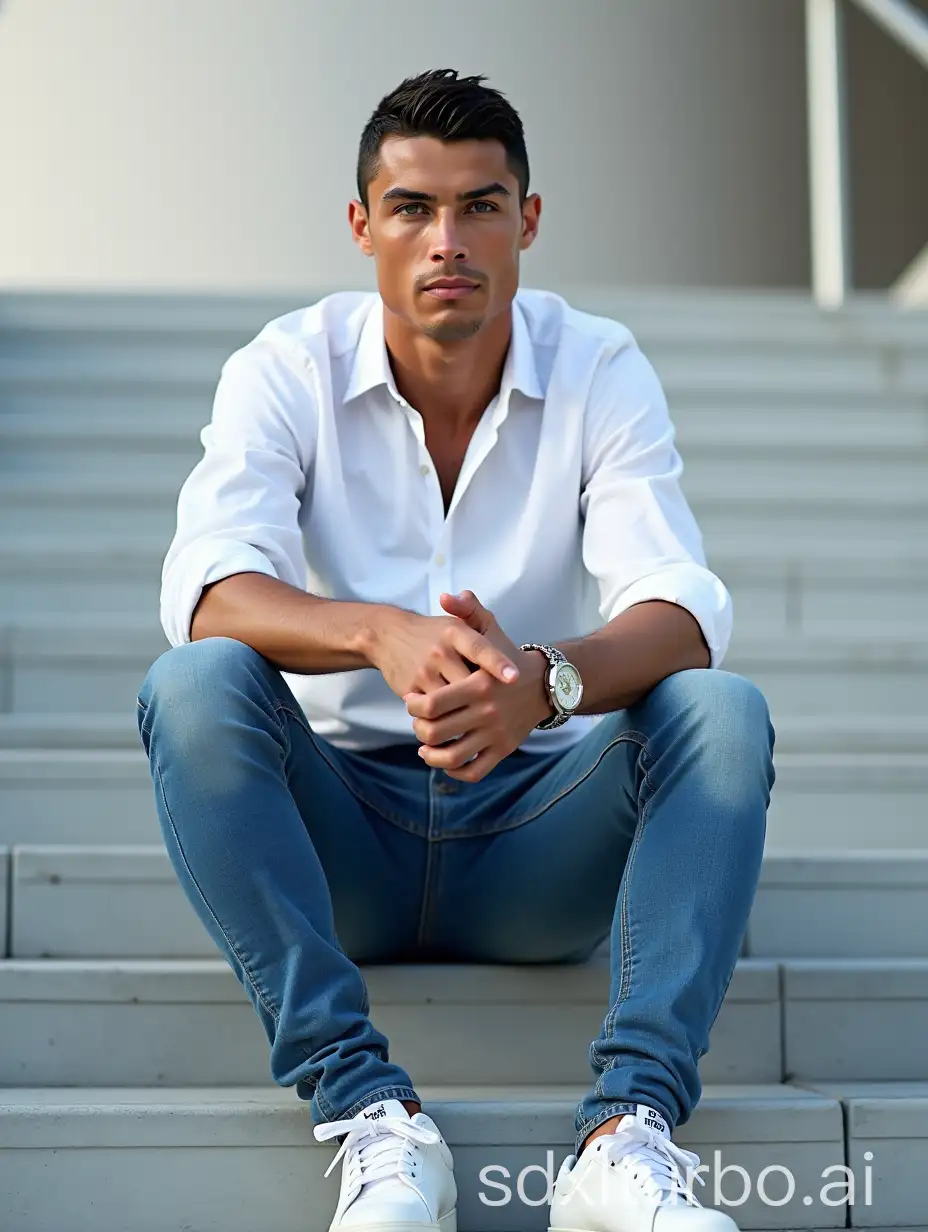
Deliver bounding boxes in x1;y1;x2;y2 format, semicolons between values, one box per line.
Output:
360;1099;409;1124
635;1105;670;1137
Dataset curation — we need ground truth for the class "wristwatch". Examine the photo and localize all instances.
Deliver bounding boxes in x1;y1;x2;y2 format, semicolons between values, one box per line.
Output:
520;642;584;730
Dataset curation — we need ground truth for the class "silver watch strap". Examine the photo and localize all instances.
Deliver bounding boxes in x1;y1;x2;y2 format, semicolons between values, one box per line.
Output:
519;643;571;730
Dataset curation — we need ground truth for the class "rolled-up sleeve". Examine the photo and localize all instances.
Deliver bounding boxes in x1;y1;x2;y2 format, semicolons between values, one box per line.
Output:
580;339;733;668
159;339;315;646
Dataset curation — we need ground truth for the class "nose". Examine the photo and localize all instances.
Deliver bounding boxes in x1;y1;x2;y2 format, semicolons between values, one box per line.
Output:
428;211;468;265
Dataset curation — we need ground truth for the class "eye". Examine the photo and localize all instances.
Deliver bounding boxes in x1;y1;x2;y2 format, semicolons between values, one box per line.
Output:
396;203;427;216
468;201;498;213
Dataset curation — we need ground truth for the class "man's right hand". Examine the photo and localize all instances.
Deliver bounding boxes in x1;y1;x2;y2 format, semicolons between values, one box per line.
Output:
369;610;521;699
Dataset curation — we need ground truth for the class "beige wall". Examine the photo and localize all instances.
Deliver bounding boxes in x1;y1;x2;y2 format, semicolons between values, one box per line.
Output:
0;0;923;293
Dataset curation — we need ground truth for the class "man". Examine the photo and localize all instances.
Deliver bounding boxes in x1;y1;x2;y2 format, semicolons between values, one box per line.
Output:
137;68;775;1232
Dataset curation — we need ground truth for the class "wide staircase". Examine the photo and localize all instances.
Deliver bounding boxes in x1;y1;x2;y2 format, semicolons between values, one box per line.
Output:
1;289;926;1231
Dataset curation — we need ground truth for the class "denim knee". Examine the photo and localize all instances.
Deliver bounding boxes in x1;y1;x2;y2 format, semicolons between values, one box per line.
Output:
137;637;268;739
665;669;772;745
651;669;776;805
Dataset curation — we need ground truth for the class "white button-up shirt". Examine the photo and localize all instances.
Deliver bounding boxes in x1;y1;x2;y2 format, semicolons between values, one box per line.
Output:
161;288;732;752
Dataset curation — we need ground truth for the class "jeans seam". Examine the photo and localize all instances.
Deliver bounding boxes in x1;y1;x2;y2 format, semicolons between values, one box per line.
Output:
153;759;291;1038
590;739;655;1097
275;702;427;837
428;729;649;841
415;832;444;950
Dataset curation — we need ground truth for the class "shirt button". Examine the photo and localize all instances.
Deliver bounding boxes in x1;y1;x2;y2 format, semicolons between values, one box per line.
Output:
420;464;430;476
435;553;446;567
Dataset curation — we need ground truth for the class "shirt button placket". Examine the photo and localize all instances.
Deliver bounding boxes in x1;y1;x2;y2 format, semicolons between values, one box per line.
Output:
430;548;451;612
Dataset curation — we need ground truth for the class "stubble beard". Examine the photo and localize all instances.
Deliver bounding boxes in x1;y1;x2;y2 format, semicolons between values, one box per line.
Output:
419;315;485;343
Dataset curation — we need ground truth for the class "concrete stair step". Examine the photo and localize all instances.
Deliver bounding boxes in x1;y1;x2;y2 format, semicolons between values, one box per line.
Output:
748;853;928;958
762;753;928;851
0;750;161;847
8;453;928;515
3;749;927;854
0;957;781;1088
8;842;928;965
796;1081;928;1231
5;625;928;718
4;283;927;339
2;536;926;629
10;845;208;959
4;951;928;1083
4;713;928;755
3;399;928;455
0;849;7;961
5;465;928;509
3;324;927;393
10;845;928;963
784;961;928;1082
0;1081;848;1232
0;714;145;750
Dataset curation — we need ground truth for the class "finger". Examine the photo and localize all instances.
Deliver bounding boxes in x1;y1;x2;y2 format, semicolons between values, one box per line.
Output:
406;669;489;719
440;591;487;632
415;650;472;695
418;727;491;770
444;747;498;783
455;627;519;684
412;701;485;746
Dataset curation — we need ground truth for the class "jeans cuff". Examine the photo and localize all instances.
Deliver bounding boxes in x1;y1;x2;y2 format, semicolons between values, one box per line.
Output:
575;1101;673;1155
331;1085;422;1125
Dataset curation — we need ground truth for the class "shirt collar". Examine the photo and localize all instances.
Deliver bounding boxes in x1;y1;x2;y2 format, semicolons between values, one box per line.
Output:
343;293;543;407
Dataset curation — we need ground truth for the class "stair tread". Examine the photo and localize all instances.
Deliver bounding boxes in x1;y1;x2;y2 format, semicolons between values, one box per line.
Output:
0;1083;845;1149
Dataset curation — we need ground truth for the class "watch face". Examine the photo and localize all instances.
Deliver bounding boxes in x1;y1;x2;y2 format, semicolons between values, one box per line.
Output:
554;662;583;710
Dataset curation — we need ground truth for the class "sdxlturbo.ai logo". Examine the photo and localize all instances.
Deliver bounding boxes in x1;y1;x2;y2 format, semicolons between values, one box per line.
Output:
477;1150;875;1211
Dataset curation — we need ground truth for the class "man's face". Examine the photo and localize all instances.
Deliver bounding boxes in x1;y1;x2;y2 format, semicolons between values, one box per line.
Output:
349;135;541;342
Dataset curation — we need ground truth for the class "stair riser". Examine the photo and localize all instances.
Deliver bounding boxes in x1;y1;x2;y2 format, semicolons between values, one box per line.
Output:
6;497;928;540
0;849;7;960
0;990;779;1088
786;1002;928;1082
3;757;928;851
6;655;928;719
13;851;928;961
4;344;927;393
7;454;928;500
4;574;928;638
749;887;928;959
0;1108;846;1232
5;402;928;457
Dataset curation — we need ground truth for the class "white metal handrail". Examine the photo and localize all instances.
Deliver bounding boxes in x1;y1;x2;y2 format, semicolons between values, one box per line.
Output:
806;0;928;308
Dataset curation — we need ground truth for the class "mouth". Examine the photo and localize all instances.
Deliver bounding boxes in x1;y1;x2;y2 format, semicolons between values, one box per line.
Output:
423;278;480;301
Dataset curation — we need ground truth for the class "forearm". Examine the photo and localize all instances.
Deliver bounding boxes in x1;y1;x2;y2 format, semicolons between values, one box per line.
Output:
555;600;711;714
189;571;401;674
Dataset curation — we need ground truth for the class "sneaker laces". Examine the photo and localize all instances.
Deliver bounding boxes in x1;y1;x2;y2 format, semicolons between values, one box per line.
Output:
601;1120;706;1207
314;1113;440;1193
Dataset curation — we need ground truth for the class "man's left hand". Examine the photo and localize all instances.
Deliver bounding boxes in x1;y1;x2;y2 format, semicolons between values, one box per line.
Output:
403;591;553;782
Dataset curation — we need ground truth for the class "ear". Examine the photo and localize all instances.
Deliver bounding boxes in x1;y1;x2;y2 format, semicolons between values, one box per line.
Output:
519;193;542;252
348;199;374;258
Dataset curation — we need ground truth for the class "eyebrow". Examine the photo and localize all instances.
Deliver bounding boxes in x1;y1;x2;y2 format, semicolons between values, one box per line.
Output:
381;182;512;204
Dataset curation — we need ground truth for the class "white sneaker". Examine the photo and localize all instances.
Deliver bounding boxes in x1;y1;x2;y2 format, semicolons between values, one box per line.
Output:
313;1098;457;1231
549;1104;739;1232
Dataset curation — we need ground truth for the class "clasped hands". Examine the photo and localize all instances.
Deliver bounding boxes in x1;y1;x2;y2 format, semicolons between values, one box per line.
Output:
401;591;553;783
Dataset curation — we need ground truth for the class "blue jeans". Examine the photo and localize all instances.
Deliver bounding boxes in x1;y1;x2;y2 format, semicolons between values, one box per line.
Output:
136;636;775;1154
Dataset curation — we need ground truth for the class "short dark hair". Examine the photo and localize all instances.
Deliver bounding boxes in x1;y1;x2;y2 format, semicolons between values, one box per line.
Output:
357;69;530;210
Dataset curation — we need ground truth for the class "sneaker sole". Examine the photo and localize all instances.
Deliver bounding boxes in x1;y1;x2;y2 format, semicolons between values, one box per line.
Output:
331;1212;456;1232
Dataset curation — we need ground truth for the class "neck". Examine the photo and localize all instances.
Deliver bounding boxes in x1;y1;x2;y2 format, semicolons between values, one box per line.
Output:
383;304;513;436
